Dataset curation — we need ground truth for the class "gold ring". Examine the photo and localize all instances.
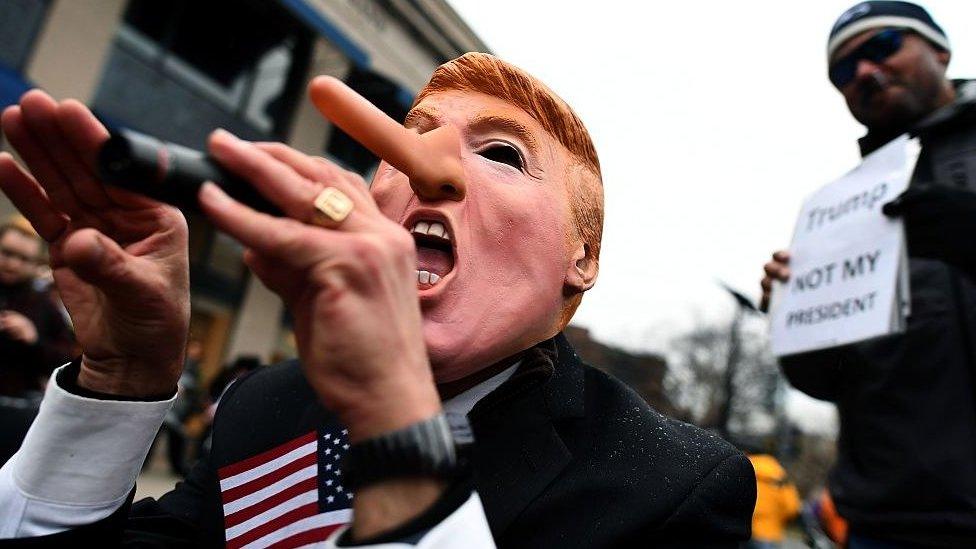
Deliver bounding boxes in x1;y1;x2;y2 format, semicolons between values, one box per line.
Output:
312;187;354;226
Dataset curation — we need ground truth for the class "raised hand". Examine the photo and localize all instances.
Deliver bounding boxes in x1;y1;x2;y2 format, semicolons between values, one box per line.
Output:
195;77;465;442
197;96;460;536
199;132;439;441
883;185;976;277
0;90;189;397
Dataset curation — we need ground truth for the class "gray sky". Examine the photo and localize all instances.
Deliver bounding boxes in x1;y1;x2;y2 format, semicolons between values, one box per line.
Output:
448;0;975;348
446;0;976;431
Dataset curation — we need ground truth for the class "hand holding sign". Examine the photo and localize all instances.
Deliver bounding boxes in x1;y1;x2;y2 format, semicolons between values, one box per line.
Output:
883;185;976;277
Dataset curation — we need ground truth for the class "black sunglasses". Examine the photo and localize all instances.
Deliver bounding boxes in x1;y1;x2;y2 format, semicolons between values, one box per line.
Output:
829;29;905;88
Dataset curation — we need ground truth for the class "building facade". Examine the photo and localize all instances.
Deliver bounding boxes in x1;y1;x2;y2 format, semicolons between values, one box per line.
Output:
0;0;488;383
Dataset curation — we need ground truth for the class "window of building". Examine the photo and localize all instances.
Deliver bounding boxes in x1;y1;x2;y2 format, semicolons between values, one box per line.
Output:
118;0;312;138
91;0;316;307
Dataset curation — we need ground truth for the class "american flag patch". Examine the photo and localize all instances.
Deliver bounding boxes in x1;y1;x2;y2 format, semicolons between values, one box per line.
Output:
218;428;354;548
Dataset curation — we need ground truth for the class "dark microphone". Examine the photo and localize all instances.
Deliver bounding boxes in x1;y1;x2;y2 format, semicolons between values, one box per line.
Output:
96;128;282;216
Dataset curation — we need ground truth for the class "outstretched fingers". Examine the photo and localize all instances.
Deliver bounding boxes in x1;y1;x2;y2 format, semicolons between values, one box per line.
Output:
208;131;372;231
55;99;110;166
253;142;371;202
198;182;345;270
18;91;111;209
0;153;68;242
2;102;83;219
54;98;122;207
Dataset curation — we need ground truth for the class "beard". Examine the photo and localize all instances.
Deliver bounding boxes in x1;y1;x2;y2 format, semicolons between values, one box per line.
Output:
852;72;944;134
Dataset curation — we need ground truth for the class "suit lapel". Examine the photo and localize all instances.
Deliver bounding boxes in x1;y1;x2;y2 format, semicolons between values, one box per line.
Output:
288;334;587;539
468;333;585;538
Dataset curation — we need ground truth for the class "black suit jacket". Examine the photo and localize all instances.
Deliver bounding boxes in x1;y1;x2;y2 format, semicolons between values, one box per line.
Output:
7;334;755;547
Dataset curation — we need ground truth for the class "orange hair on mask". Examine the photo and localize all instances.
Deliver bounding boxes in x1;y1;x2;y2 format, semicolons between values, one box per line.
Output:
415;53;604;327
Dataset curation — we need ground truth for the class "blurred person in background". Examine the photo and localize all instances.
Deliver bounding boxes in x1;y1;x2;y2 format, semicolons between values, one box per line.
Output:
196;355;262;460
800;488;849;548
760;2;976;546
0;216;74;465
0;216;74;399
157;339;204;476
746;453;801;549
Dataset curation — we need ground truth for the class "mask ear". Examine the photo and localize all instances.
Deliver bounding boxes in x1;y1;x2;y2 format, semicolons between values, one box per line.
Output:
564;243;598;296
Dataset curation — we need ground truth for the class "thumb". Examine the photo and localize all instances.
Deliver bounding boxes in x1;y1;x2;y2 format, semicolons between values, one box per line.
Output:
882;196;904;217
242;248;301;304
884;185;964;221
60;228;148;294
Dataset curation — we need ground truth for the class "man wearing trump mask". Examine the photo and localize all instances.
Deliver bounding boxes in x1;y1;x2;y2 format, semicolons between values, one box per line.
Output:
0;53;754;547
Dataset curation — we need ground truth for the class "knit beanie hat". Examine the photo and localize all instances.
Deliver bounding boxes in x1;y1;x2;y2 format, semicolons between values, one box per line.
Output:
828;1;949;59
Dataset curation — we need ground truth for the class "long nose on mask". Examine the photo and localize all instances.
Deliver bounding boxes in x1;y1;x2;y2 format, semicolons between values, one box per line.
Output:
309;76;465;201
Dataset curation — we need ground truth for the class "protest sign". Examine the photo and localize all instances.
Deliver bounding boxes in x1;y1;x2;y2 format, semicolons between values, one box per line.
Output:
770;135;918;357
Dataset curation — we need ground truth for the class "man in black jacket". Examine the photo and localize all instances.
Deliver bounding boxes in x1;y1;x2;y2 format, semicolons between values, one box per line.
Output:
761;2;976;546
0;53;754;547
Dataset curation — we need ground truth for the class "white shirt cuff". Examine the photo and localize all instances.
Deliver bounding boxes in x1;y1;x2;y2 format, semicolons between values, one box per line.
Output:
324;492;496;548
0;365;175;537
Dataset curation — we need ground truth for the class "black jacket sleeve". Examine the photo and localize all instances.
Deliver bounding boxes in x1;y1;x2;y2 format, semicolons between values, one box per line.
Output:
655;452;757;547
779;346;845;402
122;452;226;546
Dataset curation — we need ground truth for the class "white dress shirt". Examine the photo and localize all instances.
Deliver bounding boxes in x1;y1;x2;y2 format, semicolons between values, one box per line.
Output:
0;366;174;538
